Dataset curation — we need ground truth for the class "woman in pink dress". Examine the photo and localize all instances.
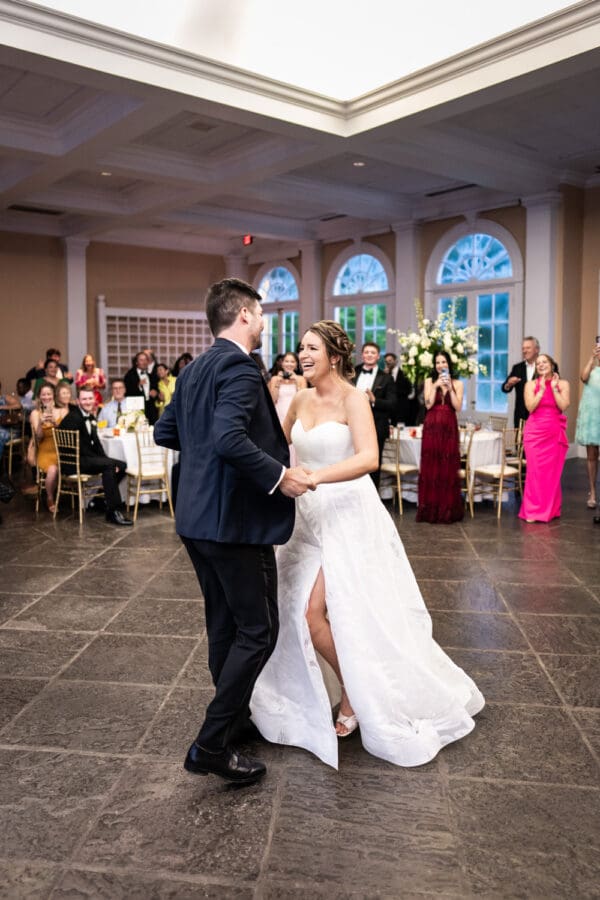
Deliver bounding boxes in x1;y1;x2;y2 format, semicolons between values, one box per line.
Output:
519;353;570;523
269;352;307;466
75;354;106;411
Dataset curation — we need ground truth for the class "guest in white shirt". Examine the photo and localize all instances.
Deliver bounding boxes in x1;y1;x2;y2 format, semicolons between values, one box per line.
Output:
100;379;127;428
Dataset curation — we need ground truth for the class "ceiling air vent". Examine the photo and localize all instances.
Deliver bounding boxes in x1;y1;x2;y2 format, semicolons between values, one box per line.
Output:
9;204;63;216
425;184;476;198
189;118;218;133
320;213;347;222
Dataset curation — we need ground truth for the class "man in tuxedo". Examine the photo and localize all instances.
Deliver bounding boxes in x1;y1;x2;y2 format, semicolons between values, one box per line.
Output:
154;278;313;786
123;351;159;425
353;342;397;486
384;351;414;426
58;387;132;526
502;336;540;427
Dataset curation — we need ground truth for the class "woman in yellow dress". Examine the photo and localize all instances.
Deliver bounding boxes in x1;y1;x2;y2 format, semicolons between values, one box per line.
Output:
29;384;69;513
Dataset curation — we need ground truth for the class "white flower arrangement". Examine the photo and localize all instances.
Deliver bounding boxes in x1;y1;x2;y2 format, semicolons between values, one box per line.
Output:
117;409;148;432
389;299;487;384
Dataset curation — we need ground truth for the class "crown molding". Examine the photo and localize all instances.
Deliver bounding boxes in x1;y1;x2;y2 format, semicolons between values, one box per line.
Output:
3;0;600;138
0;0;344;132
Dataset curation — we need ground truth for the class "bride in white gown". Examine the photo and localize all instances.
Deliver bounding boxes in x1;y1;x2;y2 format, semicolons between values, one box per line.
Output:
251;321;484;769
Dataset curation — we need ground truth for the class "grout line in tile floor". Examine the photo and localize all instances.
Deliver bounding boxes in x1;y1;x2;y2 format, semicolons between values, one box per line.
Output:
492;582;600;773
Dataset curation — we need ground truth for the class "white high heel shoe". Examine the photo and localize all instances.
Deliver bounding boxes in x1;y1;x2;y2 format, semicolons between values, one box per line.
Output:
336;686;358;738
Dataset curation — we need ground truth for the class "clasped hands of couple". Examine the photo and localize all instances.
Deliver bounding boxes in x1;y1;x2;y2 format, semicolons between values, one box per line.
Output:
280;465;316;497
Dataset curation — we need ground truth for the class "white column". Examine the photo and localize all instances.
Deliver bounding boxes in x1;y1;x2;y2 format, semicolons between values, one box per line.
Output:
522;193;562;353
63;237;89;369
392;222;421;338
224;254;249;281
299;241;322;333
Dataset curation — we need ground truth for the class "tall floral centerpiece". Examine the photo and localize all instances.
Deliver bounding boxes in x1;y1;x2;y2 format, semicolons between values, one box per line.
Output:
389;300;486;420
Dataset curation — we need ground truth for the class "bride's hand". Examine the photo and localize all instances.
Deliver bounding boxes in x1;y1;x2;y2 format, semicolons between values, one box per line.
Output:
303;467;317;490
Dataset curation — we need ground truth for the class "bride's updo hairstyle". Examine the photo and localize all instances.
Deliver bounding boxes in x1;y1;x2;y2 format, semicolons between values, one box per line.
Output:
306;320;355;382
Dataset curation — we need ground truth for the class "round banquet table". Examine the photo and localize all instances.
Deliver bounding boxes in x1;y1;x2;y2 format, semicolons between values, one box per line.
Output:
380;427;503;503
98;428;178;504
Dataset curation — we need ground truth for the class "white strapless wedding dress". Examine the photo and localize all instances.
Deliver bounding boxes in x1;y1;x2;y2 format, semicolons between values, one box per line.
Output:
250;420;484;768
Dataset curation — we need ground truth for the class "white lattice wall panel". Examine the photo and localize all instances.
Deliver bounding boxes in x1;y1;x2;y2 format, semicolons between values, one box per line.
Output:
97;300;211;381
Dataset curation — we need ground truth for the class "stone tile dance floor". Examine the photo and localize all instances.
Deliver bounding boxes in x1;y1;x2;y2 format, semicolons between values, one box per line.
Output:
0;459;598;898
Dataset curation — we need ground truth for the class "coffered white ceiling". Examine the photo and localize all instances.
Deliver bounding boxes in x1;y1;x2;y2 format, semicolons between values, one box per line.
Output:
0;0;599;260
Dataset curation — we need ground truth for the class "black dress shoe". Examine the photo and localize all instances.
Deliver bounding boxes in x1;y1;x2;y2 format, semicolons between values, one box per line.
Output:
105;509;133;526
184;742;266;784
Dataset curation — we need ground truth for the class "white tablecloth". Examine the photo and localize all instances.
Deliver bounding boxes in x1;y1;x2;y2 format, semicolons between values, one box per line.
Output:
380;429;502;502
99;430;178;503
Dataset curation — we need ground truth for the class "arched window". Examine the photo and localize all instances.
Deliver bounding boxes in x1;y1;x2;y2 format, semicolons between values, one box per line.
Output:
257;266;299;302
438;234;513;284
333;254;389;295
254;263;300;370
326;246;393;353
425;224;523;417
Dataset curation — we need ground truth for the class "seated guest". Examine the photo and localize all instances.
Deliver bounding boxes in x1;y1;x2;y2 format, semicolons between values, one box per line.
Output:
100;379;127;428
75;354;106;410
0;380;21;462
56;382;74;413
32;359;67;397
16;378;35;413
58;387;133;526
25;348;73;385
155;363;177;417
171;352;193;377
124;351;159;425
30;383;68;513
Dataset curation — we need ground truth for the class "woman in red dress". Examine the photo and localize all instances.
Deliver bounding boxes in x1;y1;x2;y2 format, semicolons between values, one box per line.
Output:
417;351;464;523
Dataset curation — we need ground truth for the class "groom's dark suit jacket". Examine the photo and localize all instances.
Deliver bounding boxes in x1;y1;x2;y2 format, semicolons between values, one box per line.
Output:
154;337;294;545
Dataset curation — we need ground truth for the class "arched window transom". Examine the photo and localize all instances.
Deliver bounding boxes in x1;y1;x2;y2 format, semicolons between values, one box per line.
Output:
258;266;299;302
438;234;513;284
333;254;388;296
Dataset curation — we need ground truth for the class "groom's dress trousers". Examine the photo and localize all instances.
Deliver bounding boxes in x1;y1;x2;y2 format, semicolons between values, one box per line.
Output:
154;338;294;751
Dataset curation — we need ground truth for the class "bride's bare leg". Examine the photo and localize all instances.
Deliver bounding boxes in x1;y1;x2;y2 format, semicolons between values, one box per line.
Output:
306;568;356;735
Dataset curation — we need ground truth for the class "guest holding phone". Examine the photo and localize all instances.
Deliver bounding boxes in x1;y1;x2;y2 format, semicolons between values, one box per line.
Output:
519;353;570;523
417;351;464;523
29;383;68;513
575;338;600;511
268;352;307;424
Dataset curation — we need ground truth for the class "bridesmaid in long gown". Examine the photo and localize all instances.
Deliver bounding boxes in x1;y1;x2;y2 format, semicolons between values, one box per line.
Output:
519;353;570;523
251;321;484;770
417;351;464;523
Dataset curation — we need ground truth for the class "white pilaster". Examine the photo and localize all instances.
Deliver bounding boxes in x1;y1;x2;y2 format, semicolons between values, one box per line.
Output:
392;222;421;337
63;238;89;369
224;254;249;280
522;193;562;353
299;241;322;333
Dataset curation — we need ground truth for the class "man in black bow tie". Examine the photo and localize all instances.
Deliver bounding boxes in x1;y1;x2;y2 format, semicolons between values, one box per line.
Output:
58;387;132;525
353;342;396;486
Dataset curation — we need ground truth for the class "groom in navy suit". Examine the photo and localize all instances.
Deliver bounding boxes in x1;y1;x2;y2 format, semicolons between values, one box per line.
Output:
155;278;313;785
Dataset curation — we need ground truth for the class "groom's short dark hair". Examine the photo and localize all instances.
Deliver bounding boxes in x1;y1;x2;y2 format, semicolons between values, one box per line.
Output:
205;278;262;336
